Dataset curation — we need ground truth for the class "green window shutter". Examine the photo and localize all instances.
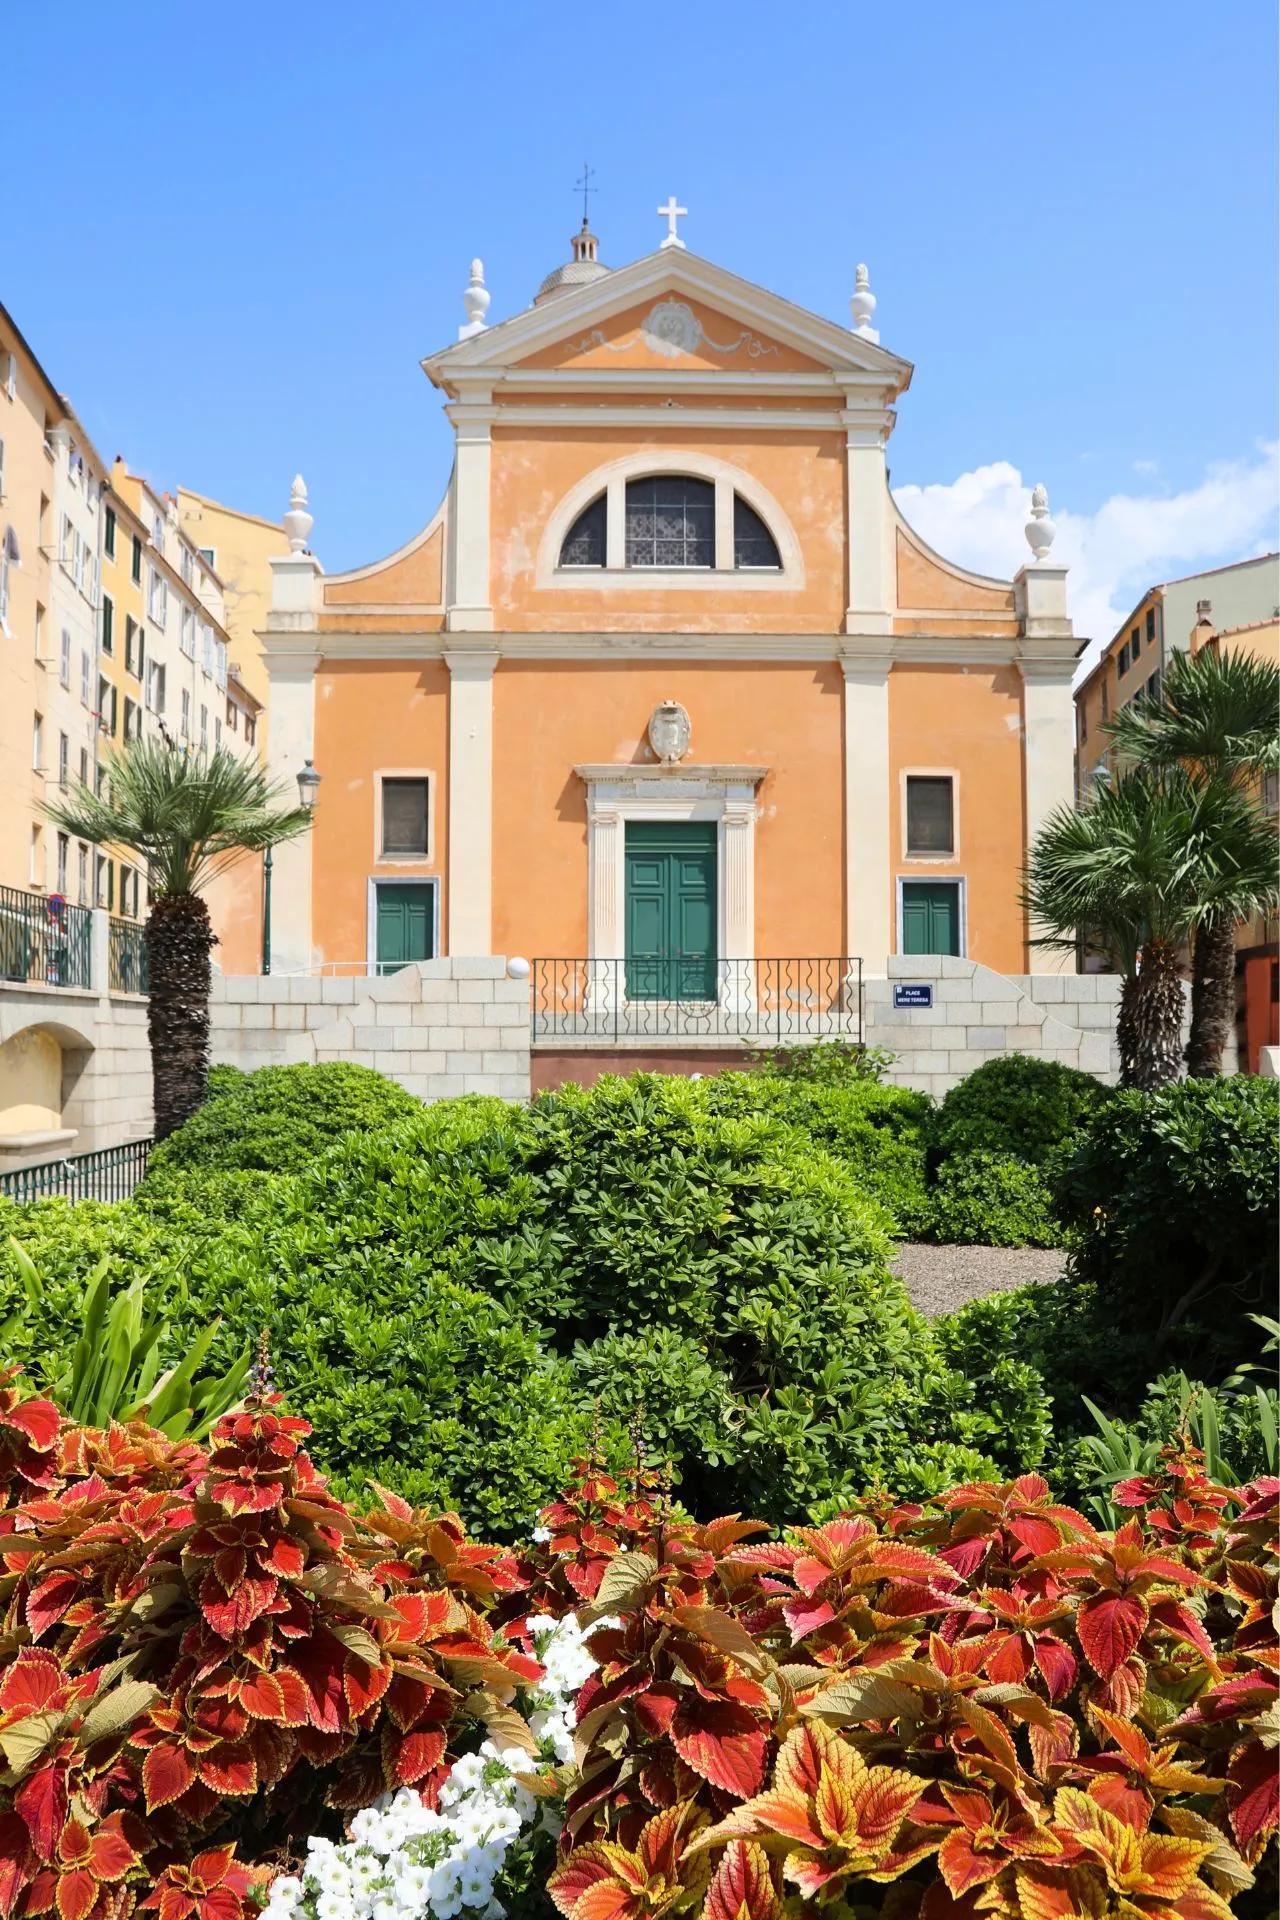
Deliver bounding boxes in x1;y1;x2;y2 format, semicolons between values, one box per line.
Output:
102;596;113;653
110;686;118;735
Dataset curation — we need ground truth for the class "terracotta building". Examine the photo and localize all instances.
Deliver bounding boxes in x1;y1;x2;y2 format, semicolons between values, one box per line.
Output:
258;216;1079;1065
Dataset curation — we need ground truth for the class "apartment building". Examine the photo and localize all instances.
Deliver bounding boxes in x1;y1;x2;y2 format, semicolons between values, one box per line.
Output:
1076;553;1280;790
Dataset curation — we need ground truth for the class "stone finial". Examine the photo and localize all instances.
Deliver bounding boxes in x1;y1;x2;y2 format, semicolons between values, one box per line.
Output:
1024;482;1057;563
458;259;491;340
283;474;313;554
850;263;879;343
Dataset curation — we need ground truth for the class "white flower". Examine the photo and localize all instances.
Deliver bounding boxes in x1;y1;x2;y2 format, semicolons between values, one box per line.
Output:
531;1526;552;1543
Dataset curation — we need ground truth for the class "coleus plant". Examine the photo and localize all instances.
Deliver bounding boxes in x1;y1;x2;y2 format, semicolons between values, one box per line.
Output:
0;1368;540;1920
542;1447;1278;1920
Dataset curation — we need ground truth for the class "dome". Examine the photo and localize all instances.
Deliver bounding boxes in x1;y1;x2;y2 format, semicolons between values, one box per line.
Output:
534;220;611;305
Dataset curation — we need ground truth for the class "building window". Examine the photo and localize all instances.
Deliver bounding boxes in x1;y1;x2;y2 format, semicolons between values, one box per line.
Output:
30;826;42;886
96;854;112;911
225;697;238;731
77;843;88;905
125;616;143;677
1118;641;1129;675
146;567;166;626
32;712;43;771
0;524;18;627
244;713;256;747
146;660;166;715
100;677;117;736
214;717;222;748
201;624;214;676
381;777;430;857
559;494;606;567
180;608;194;657
104;506;116;559
80;650;92;706
59;626;72;686
4;354;15;401
56;832;68;893
1145;607;1156;646
131;534;142;583
181;545;193;586
79;747;89;785
733;495;781;569
58;732;69;787
1131;625;1140;657
200;705;208;749
905;775;956;857
101;593;114;654
123;697;140;742
181;688;191;739
1101;681;1110;721
624;476;714;568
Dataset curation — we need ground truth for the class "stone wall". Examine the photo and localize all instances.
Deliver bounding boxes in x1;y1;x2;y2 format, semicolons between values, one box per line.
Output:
0;956;152;1166
865;953;1219;1097
208;958;532;1103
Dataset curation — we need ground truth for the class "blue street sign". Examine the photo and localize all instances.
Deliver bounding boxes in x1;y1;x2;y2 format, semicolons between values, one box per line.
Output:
893;984;934;1009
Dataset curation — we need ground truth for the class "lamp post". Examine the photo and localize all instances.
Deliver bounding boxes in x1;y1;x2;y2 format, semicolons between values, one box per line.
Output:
261;759;322;975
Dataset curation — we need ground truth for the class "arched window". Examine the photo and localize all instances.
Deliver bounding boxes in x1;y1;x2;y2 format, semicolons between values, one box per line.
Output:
733;495;781;570
559;493;606;568
625;475;714;568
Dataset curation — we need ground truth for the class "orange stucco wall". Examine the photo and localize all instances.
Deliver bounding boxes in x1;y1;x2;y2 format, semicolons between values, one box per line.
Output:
324;519;445;608
515;295;827;375
490;661;845;960
888;664;1028;971
894;528;1016;616
490;425;846;632
207;856;264;976
311;659;450;966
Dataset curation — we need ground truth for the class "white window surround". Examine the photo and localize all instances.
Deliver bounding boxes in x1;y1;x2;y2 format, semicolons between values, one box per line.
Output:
576;763;766;1009
374;768;436;865
899;767;961;864
894;874;968;959
365;875;440;978
536;452;803;592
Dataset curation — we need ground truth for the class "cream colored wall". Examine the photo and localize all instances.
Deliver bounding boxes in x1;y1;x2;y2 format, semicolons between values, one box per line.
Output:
0;1028;63;1134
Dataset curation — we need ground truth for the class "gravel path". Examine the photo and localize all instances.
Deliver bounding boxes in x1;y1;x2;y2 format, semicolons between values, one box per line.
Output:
892;1243;1066;1318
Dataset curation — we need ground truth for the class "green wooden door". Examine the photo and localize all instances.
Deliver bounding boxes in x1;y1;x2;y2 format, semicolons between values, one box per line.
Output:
900;881;961;957
625;823;717;999
375;883;435;975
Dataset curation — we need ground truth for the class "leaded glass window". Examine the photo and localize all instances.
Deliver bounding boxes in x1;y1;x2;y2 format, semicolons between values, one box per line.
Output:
559;495;606;567
382;777;430;856
905;776;955;857
733;495;781;569
624;476;713;568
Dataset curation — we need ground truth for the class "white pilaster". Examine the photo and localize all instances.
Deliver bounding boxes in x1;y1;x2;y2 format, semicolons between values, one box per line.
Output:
266;652;320;976
445;394;495;632
722;797;756;1012
839;647;894;974
445;650;498;954
842;409;896;636
1016;558;1077;974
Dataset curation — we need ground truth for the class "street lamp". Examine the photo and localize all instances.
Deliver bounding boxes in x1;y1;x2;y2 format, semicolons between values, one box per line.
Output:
262;759;322;975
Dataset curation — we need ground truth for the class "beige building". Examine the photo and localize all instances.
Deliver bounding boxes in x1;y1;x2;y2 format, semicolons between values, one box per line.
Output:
177;487;281;728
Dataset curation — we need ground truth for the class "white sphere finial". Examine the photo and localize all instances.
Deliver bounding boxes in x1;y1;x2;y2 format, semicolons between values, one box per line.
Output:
1024;482;1057;562
458;258;491;340
850;263;879;343
283;473;313;554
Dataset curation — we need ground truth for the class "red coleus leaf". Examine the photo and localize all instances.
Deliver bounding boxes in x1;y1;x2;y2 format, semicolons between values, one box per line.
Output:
703;1837;778;1920
6;1396;61;1452
1228;1738;1279;1858
0;1648;65;1714
15;1764;67;1862
143;1745;194;1812
671;1697;766;1800
197;1745;257;1797
391;1729;447;1786
1032;1634;1077;1702
26;1575;80;1641
1075;1591;1147;1678
1148;1598;1216;1665
53;1865;97;1920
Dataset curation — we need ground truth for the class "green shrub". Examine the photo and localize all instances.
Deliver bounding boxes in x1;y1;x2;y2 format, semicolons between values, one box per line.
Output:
751;1039;897;1086
1054;1075;1278;1374
927;1151;1060;1248
697;1071;934;1235
144;1061;422;1176
926;1053;1110;1171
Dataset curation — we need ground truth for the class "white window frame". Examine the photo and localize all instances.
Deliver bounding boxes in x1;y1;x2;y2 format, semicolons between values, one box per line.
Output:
80;650;92;706
900;768;960;863
894;875;969;960
366;876;440;979
537;452;803;592
77;842;89;905
4;354;16;402
181;687;191;739
32;711;43;772
375;769;436;865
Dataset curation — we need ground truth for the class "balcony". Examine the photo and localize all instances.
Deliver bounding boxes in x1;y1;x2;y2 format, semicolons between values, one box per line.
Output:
530;957;863;1046
0;887;93;989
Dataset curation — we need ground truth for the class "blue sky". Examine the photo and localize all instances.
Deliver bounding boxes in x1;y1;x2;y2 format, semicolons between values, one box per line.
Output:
6;0;1277;648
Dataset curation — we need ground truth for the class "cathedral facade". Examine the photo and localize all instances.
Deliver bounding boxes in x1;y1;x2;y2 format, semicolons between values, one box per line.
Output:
261;219;1077;1039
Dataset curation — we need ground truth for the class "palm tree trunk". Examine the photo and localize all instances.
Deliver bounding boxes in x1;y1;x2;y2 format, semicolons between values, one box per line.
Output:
1120;941;1186;1091
145;893;216;1139
1185;913;1238;1077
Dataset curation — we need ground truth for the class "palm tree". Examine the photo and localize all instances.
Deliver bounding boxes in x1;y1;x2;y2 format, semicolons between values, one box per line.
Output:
1023;768;1279;1090
1104;647;1280;1075
45;739;312;1138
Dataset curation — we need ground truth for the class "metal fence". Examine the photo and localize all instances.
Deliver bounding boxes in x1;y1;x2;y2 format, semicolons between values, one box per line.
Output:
0;1137;152;1205
0;885;93;989
531;957;864;1045
108;917;149;993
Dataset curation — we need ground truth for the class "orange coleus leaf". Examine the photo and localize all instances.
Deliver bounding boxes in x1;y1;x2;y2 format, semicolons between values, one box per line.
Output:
670;1698;765;1800
704;1839;779;1920
1075;1592;1147;1679
548;1843;619;1919
53;1866;97;1920
1015;1863;1110;1919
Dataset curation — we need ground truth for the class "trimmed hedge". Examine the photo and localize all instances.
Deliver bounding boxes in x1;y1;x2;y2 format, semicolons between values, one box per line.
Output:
143;1060;422;1175
926;1052;1111;1170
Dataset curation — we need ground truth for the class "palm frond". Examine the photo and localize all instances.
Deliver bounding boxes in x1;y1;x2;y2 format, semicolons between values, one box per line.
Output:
43;737;312;898
1104;645;1280;784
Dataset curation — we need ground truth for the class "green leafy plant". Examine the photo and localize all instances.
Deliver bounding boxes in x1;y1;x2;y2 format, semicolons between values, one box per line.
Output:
3;1237;250;1439
925;1051;1109;1170
144;1060;423;1176
748;1037;896;1084
927;1149;1061;1248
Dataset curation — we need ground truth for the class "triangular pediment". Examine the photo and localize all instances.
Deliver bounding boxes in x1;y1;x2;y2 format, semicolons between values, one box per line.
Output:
423;250;912;395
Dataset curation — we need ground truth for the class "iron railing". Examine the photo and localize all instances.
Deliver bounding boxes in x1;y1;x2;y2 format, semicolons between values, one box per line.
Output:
531;957;863;1045
0;1137;152;1204
108;917;149;993
0;885;93;989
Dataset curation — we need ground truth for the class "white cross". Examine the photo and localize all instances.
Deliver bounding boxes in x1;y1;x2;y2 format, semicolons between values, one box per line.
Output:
657;195;687;250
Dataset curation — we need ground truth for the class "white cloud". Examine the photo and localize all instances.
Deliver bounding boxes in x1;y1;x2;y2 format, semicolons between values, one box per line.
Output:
893;443;1279;677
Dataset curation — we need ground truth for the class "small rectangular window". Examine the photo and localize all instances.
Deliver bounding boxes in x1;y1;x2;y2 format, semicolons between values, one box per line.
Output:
56;832;68;892
104;506;116;559
79;747;89;785
77;843;88;905
905;775;955;857
58;732;68;786
381;777;430;857
1145;607;1156;645
131;534;142;584
32;712;43;771
59;627;71;686
101;593;114;654
181;688;190;738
